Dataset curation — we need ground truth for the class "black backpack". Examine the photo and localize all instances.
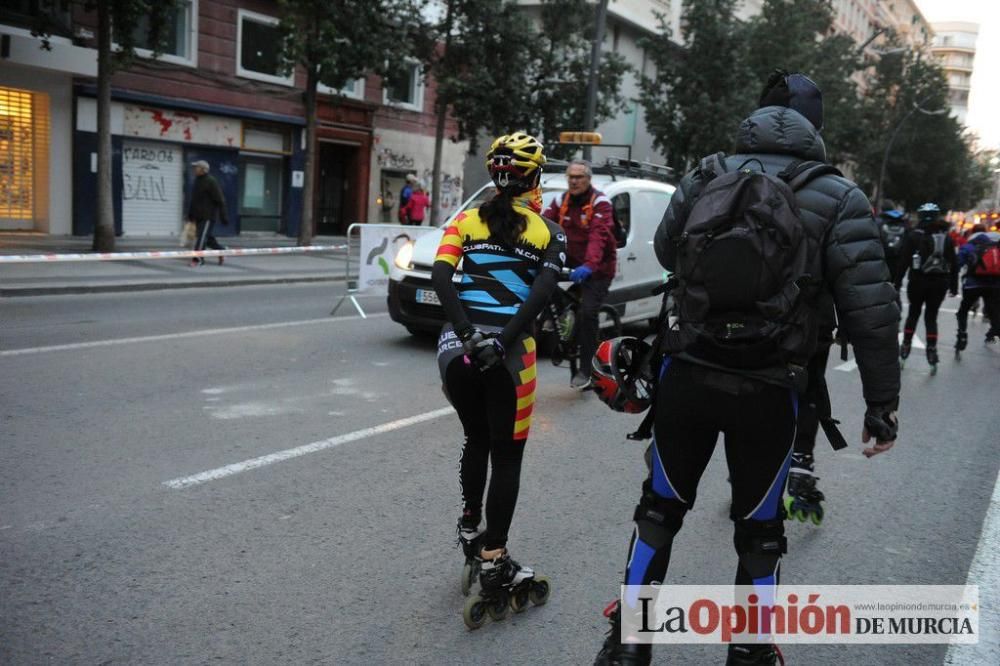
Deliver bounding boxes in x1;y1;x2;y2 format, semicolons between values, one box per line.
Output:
664;153;841;370
916;232;949;275
883;223;905;252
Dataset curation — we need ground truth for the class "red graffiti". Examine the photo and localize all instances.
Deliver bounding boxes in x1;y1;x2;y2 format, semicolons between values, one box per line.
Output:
149;109;173;135
183;127;192;141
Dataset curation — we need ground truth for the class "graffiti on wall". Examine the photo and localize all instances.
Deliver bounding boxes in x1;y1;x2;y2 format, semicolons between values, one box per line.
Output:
123;105;241;147
376;147;415;170
422;170;463;218
122;146;173;202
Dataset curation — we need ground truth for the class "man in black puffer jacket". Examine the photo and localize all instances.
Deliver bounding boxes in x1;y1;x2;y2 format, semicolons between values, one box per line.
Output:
596;72;901;666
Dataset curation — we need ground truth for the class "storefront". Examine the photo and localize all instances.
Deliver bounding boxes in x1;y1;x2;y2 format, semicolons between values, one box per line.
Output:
0;27;87;235
73;93;304;238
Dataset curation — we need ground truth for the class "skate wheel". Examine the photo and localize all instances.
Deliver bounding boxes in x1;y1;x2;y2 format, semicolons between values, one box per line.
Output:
487;594;510;621
461;561;477;597
529;576;551;606
510;586;530;613
463;595;488;630
810;507;824;526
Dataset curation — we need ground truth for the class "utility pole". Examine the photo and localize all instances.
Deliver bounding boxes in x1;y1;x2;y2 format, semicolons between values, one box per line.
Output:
582;0;609;161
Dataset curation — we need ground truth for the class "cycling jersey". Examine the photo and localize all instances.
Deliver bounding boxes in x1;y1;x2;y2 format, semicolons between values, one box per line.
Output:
435;193;566;328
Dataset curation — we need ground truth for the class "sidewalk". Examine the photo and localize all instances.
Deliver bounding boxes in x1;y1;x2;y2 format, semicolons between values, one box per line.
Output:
0;233;350;296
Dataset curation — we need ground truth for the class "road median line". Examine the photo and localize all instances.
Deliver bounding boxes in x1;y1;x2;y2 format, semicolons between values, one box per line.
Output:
163;407;454;489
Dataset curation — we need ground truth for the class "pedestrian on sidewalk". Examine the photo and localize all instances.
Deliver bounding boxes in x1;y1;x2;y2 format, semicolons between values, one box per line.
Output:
398;174;418;224
403;181;430;226
187;160;228;266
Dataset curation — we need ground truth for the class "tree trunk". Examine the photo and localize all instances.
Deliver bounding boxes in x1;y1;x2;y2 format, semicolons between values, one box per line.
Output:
429;0;456;227
430;102;447;227
299;64;317;246
93;2;115;252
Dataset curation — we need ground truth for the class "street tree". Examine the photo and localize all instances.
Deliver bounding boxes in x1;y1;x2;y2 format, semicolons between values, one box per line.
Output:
31;1;179;252
520;0;630;159
419;0;532;225
639;0;752;172
856;47;975;210
277;0;421;245
744;0;864;166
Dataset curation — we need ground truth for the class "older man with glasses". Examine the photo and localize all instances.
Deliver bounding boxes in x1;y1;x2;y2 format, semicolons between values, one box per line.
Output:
543;159;618;390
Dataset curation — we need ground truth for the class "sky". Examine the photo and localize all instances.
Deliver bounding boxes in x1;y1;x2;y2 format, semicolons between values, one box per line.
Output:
916;0;999;150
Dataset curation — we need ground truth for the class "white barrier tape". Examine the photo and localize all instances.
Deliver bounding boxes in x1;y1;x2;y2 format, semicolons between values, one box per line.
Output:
0;244;348;264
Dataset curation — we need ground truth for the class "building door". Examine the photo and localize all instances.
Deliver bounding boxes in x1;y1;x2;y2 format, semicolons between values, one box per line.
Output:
316;142;356;235
122;140;183;236
238;154;283;232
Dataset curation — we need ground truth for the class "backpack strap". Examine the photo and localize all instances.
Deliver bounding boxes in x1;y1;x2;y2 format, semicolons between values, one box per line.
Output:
778;160;842;192
698;152;728;182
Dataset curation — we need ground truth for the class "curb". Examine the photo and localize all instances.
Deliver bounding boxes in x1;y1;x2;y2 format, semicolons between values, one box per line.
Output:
0;274;345;297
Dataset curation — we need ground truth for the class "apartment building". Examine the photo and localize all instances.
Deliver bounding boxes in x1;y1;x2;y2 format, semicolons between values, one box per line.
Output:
0;0;465;237
930;21;978;126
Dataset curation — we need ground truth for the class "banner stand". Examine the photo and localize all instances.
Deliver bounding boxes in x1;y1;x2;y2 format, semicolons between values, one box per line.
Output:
330;223;366;318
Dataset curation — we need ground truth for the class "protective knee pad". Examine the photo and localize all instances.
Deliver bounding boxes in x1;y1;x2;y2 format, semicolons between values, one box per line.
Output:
633;480;687;550
733;518;787;581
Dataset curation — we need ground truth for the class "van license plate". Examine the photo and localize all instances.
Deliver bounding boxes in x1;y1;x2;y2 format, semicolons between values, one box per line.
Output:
415;289;441;306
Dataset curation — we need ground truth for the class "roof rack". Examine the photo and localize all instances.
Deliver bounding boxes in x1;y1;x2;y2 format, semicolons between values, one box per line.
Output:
544;156;675;184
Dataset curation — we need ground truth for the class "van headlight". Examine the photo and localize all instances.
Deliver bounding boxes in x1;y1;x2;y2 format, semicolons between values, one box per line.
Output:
394;241;414;270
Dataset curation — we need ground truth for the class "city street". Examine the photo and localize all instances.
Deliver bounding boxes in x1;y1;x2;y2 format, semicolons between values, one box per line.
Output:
1;282;998;665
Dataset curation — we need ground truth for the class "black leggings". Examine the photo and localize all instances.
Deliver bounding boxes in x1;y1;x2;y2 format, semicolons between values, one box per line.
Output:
957;288;1000;337
444;359;525;551
904;277;949;348
622;359;795;613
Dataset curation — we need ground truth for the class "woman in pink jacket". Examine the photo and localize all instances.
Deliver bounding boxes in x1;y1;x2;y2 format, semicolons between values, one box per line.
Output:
404;182;430;226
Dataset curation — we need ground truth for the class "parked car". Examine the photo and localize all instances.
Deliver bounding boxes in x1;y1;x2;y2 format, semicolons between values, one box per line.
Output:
387;167;675;336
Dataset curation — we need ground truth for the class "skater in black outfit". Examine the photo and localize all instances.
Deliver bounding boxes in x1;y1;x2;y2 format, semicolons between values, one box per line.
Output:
432;132;564;628
187;160;228;266
594;72;901;666
895;203;959;371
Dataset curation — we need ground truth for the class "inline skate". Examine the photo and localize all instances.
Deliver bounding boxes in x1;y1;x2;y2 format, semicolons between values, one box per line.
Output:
899;336;911;368
462;550;550;630
594;600;651;665
727;643;785;665
784;453;825;525
955;331;967;360
457;512;482;596
927;346;939;375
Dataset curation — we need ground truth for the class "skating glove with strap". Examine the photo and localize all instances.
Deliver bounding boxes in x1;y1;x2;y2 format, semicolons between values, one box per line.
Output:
470;334;505;371
863;398;898;443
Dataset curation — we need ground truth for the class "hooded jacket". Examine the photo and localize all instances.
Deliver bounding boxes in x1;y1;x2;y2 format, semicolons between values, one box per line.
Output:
653;106;900;406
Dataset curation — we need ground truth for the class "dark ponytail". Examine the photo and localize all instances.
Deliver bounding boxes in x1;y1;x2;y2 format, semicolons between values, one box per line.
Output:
479;189;527;248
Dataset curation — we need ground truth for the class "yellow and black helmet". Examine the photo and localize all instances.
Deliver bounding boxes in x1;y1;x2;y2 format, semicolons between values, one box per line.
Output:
486;131;546;192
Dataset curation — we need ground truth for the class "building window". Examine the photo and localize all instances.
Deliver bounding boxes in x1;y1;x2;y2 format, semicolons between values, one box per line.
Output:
237;9;294;87
129;0;197;66
383;62;424;111
238;155;283;232
242;125;291;154
0;86;49;230
318;78;365;100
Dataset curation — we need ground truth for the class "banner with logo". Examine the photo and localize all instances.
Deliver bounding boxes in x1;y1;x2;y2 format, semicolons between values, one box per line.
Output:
358;224;438;293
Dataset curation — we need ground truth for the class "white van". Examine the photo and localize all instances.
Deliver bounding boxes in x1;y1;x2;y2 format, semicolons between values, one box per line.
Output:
387;168;675;336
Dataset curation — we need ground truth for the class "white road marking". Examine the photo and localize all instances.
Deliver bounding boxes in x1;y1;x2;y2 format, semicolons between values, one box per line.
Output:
944;467;1000;665
0;313;389;357
163;406;454;489
834;359;857;372
900;332;926;350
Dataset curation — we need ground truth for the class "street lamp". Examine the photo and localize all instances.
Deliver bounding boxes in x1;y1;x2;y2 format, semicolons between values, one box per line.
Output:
875;96;949;212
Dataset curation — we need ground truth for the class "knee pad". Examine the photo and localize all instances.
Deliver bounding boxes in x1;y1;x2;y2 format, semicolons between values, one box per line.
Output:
633;481;687;550
734;518;787;580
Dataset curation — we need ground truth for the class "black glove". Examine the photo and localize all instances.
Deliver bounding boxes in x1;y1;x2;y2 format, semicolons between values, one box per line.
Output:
863;401;898;443
470;334;505;371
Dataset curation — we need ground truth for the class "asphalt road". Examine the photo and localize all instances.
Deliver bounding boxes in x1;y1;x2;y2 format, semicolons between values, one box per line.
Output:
1;284;998;665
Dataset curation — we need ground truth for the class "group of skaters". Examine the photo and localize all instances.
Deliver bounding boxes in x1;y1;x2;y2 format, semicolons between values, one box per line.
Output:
880;204;1000;370
427;68;996;665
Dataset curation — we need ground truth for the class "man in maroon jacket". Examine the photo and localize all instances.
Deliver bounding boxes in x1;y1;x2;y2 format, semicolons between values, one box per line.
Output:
543;160;617;390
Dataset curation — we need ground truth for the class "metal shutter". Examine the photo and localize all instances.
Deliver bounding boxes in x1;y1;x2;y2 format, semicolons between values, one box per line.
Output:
122;140;183;236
